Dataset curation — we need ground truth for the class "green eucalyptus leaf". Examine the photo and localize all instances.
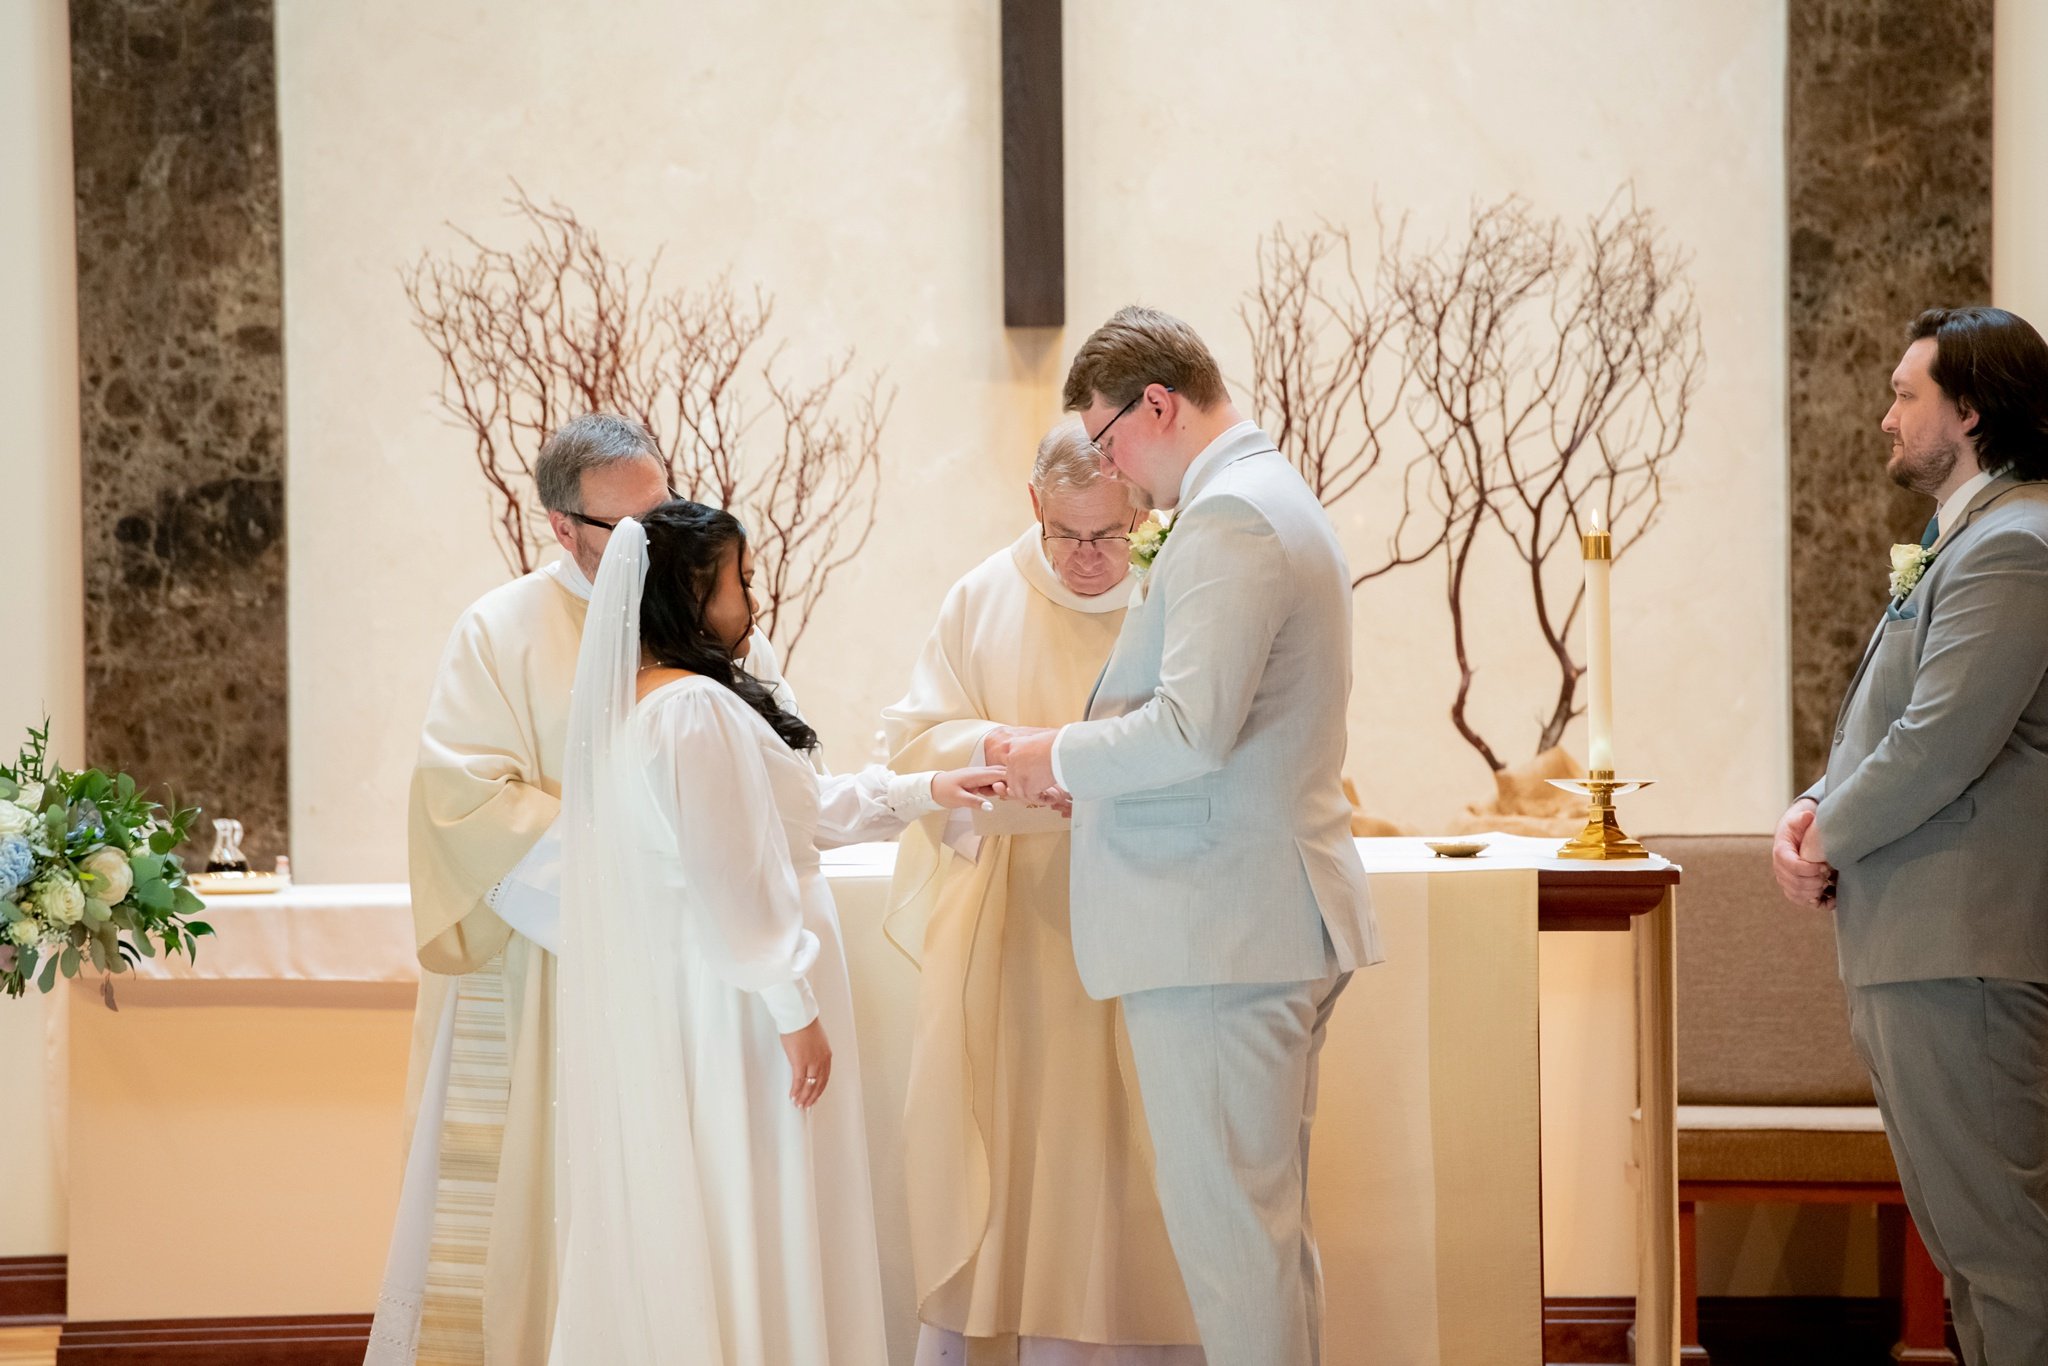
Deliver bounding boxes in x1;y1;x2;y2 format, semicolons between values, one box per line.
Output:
18;946;38;981
183;920;214;938
133;932;155;959
37;953;58;992
0;902;21;925
87;937;106;971
137;881;173;914
173;888;204;917
82;898;111;926
59;946;78;978
0;775;17;801
148;830;176;856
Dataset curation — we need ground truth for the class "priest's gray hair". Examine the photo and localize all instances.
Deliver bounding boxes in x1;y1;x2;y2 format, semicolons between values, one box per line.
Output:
535;414;663;513
1029;420;1113;497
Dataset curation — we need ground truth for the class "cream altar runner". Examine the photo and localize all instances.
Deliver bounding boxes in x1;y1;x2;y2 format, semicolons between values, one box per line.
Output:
61;837;1679;1365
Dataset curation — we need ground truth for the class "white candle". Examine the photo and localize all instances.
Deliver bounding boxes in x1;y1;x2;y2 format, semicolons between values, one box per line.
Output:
1583;510;1614;775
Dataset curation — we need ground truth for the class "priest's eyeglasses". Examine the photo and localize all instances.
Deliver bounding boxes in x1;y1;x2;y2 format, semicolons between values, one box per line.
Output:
1042;520;1141;556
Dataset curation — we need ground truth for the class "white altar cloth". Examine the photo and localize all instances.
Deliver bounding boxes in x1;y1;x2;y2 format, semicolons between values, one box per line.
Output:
65;837;1677;1362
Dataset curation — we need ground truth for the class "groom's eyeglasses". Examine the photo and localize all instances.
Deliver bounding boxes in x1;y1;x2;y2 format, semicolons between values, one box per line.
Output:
1085;385;1174;459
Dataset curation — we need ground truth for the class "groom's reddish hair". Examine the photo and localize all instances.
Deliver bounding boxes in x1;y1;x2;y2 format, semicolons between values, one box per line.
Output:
1062;305;1228;412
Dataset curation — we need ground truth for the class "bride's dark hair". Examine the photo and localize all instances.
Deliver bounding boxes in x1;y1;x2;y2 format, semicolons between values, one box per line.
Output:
639;500;819;752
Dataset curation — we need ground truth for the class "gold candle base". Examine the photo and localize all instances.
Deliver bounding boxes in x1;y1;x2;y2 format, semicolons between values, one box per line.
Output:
1545;770;1655;860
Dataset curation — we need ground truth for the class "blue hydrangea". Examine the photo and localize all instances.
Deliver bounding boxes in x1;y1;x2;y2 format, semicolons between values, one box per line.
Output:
0;835;32;898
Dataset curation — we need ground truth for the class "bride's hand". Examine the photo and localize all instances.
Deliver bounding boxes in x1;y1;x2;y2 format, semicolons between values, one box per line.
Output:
781;1019;831;1109
932;766;1006;811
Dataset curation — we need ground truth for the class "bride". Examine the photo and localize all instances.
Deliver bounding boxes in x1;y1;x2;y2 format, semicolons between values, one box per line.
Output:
549;502;1001;1364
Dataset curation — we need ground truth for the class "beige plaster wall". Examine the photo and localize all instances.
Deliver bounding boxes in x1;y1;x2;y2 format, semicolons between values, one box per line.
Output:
0;0;82;1261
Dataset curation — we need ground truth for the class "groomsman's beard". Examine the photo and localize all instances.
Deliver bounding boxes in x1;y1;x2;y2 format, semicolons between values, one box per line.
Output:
1888;436;1962;498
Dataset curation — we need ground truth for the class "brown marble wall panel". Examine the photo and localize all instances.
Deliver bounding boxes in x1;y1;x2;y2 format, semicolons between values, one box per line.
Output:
1787;0;1992;788
71;0;288;864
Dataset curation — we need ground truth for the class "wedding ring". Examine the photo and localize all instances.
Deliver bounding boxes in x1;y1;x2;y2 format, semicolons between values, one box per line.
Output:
805;1072;819;1081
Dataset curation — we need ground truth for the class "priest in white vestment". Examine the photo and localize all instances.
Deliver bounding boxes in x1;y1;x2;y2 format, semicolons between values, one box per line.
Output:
885;422;1203;1365
367;415;794;1364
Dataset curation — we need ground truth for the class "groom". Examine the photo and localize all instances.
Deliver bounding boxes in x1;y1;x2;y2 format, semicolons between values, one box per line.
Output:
993;305;1381;1366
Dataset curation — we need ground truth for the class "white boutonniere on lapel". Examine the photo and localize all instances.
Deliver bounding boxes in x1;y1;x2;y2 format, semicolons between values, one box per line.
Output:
1129;512;1172;583
1888;542;1936;601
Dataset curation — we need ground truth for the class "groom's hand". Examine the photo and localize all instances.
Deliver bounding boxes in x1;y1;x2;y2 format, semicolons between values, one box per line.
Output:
996;727;1060;807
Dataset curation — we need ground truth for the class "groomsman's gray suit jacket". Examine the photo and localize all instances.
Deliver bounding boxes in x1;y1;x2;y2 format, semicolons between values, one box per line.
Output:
1810;475;2048;987
1057;427;1383;1001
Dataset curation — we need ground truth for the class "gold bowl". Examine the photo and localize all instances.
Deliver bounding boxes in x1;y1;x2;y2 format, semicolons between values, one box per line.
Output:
1424;840;1488;859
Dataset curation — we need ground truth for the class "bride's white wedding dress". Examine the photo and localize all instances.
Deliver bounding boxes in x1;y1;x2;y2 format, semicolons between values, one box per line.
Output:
549;521;932;1365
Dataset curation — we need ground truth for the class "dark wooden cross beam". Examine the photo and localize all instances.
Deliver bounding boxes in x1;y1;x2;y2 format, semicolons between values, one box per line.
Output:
1001;0;1063;327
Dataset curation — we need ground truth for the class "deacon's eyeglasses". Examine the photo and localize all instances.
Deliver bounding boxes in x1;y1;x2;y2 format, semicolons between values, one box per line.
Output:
562;489;681;534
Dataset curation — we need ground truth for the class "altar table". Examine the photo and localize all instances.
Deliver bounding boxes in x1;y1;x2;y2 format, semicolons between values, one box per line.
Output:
63;836;1679;1364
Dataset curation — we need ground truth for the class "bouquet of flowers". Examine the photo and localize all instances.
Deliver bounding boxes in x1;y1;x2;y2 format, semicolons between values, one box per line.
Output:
0;721;212;1004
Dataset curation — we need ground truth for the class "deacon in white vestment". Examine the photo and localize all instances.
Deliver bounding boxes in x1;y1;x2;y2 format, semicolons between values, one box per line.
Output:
366;415;806;1363
997;309;1381;1366
884;424;1202;1366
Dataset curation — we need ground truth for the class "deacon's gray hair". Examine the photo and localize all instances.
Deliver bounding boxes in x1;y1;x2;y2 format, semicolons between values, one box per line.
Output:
1029;420;1112;497
535;413;663;513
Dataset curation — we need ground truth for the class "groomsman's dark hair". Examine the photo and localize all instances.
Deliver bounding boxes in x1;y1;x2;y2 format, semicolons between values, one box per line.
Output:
1908;307;2048;481
1062;305;1228;411
639;500;820;753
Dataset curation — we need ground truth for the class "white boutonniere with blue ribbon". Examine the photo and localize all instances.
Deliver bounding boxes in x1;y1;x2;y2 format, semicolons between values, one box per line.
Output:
1888;542;1935;602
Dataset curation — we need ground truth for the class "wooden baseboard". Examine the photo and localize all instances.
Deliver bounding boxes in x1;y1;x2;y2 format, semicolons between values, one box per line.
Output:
56;1316;370;1364
0;1259;65;1325
1545;1296;1636;1363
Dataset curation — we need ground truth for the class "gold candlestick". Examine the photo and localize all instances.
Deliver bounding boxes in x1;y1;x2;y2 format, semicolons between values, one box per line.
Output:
1547;770;1654;860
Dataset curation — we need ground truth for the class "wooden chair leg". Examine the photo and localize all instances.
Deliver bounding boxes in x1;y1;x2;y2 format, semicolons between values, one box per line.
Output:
1679;1200;1710;1363
1893;1212;1956;1364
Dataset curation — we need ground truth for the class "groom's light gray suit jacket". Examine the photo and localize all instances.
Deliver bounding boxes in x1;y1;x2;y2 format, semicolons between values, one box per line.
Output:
1810;475;2048;987
1057;428;1383;1001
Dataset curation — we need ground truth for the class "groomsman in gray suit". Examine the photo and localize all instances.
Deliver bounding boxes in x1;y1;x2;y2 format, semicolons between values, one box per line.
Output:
1774;306;2048;1366
993;305;1382;1366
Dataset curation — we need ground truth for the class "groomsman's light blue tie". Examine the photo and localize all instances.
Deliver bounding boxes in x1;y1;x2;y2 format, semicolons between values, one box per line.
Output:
1922;514;1939;549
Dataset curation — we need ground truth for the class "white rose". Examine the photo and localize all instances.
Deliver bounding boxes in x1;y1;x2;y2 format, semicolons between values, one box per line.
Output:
80;847;134;904
31;874;84;927
0;804;32;838
15;781;44;812
8;916;39;947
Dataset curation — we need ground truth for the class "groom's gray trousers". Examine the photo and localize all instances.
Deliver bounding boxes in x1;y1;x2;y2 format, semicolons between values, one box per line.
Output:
1120;966;1351;1366
1846;977;2048;1366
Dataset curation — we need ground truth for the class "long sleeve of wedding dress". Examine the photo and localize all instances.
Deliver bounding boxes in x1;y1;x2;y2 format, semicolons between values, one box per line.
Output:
652;685;824;1033
812;764;942;848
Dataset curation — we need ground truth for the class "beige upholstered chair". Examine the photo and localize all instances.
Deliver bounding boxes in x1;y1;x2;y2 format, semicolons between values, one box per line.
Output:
1652;834;1952;1364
